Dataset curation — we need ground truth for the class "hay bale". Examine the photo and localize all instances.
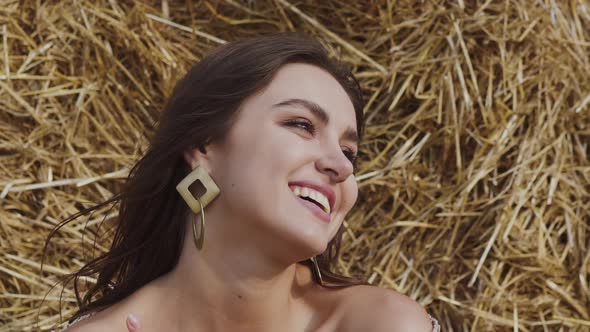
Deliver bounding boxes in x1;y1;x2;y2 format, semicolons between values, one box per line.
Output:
0;0;588;330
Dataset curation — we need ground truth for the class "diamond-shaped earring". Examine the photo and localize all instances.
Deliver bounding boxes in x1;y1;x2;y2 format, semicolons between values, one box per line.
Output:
176;165;220;250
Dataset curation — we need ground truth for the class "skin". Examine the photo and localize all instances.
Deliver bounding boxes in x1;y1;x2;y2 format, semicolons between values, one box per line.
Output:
66;63;433;332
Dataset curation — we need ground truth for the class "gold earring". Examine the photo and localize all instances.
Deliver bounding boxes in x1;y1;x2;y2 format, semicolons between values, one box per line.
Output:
190;195;206;250
310;256;324;284
176;165;220;250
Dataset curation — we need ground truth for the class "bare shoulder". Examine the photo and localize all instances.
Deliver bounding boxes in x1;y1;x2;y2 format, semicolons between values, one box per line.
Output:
335;285;434;332
60;279;175;332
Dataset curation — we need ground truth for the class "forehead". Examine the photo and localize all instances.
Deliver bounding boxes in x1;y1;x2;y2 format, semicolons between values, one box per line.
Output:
255;63;357;128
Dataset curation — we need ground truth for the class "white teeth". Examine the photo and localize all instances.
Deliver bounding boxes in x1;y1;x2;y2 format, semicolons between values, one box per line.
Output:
290;185;331;214
302;187;310;197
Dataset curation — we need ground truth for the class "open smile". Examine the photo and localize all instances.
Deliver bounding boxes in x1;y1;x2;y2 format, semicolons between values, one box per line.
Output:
289;188;331;223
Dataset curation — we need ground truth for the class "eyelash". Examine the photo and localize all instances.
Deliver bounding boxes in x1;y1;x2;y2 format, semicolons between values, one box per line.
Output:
285;118;359;166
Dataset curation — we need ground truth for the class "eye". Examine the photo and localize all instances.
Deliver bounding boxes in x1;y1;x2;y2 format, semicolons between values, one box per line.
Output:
342;149;358;164
285;118;358;172
285;118;315;135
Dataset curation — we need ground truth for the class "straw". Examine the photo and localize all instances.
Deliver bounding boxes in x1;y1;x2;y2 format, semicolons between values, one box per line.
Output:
1;1;589;330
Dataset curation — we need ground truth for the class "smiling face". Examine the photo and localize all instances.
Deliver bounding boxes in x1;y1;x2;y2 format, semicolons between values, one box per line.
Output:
190;62;359;259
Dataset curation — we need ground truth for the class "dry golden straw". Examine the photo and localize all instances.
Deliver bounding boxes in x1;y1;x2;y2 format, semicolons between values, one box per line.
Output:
1;1;589;331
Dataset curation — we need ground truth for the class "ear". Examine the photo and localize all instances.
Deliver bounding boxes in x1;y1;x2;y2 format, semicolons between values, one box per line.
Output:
183;145;211;170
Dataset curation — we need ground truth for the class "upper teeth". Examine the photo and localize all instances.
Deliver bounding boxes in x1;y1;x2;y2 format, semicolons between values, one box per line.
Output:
290;186;331;214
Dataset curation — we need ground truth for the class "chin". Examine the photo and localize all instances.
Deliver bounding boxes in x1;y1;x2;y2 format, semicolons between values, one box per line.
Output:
281;230;327;259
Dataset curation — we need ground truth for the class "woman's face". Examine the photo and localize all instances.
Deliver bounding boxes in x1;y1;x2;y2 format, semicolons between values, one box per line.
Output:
197;63;359;258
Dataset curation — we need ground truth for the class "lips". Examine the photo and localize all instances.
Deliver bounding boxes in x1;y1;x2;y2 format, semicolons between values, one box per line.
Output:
288;180;335;224
287;180;335;212
292;191;331;223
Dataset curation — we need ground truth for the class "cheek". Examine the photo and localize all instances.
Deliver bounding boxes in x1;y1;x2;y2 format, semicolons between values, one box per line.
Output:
225;122;287;173
341;178;359;213
328;179;358;240
213;122;301;209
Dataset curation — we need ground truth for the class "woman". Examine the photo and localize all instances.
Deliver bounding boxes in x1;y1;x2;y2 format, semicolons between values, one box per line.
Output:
47;32;440;331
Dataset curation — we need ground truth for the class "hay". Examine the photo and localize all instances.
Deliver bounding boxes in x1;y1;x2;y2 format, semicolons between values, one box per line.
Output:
1;0;589;331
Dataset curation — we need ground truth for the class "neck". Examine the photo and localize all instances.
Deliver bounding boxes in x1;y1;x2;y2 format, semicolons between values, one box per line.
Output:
155;215;312;332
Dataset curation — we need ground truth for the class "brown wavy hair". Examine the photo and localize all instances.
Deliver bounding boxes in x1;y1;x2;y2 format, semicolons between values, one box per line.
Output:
42;32;370;324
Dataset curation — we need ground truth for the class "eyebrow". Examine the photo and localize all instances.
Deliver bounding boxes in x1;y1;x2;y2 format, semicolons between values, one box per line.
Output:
271;98;359;144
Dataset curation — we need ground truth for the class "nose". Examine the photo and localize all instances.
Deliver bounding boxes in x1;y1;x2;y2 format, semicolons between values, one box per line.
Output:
316;141;354;182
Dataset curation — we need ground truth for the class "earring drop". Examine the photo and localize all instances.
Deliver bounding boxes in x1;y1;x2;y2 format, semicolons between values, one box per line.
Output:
310;256;324;284
176;165;220;250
